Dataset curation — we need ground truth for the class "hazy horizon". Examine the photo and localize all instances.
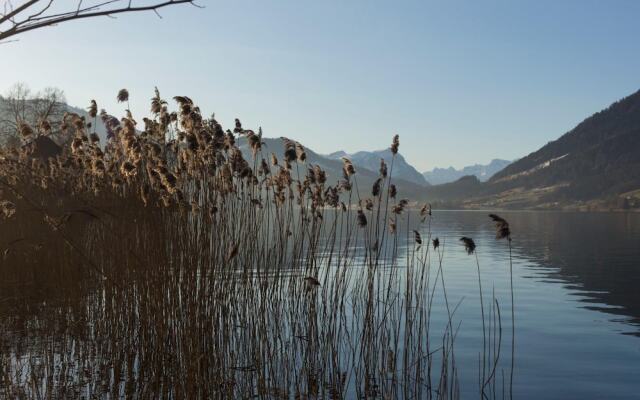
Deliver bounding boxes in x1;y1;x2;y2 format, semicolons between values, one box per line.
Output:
1;1;639;170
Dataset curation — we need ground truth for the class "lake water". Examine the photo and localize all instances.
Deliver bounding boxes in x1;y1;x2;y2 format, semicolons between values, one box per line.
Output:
422;211;640;400
1;210;639;399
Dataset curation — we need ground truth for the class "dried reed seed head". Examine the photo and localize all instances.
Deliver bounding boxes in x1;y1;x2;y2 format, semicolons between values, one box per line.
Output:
304;276;321;287
91;158;105;176
224;131;235;149
460;237;476;255
357;209;367;227
88;100;98;118
160;172;178;193
116;89;130;103
379;158;387;178
120;161;137;178
389;184;397;199
173;96;193;106
148;142;162;158
121;118;136;137
89;133;100;144
18;122;33;138
325;186;339;207
186;133;198;151
150;87;166;115
420;203;432;221
234;118;243;133
149;91;164;115
341;157;356;177
489;213;511;240
372;178;382;197
432;237;440;249
413;230;422;245
247;132;262;156
313;165;326;185
71;137;84;154
364;198;374;211
295;142;306;163
392;199;408;215
306;166;317;185
389;218;397;234
38;119;52;135
390;134;400;155
282;138;297;163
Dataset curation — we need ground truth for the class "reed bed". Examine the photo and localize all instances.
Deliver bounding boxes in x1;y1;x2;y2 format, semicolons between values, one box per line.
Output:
0;90;511;399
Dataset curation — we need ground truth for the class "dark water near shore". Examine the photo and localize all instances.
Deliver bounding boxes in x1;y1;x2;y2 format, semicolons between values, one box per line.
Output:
424;211;640;400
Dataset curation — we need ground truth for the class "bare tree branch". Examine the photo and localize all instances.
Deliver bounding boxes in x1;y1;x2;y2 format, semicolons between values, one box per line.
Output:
0;1;39;26
0;0;200;42
0;83;67;147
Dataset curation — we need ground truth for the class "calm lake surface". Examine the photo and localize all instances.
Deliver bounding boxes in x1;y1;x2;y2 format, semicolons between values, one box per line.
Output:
422;211;640;400
1;210;639;399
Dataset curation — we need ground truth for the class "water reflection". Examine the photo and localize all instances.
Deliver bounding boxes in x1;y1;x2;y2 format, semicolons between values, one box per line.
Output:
422;211;640;400
505;211;640;335
1;209;639;399
426;211;640;336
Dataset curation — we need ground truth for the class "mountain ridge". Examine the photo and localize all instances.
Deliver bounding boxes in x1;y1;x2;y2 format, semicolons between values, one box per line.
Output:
326;148;429;186
5;88;640;210
236;137;430;200
466;89;640;209
423;159;511;185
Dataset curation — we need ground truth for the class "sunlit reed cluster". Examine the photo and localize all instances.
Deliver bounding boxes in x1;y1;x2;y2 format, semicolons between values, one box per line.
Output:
0;88;514;399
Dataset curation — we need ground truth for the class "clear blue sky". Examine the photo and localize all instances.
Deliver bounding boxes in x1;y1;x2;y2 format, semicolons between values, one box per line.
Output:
1;0;639;171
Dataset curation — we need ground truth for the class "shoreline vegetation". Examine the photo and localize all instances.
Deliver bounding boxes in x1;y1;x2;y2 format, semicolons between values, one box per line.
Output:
0;89;515;399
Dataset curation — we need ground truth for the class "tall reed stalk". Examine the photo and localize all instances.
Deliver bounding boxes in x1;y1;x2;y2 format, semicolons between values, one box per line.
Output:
0;90;511;399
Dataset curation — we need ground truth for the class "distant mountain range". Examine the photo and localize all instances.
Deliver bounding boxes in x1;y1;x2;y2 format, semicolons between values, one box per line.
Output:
70;87;640;210
427;89;640;210
422;159;511;185
326;149;429;186
4;88;640;210
237;138;429;200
